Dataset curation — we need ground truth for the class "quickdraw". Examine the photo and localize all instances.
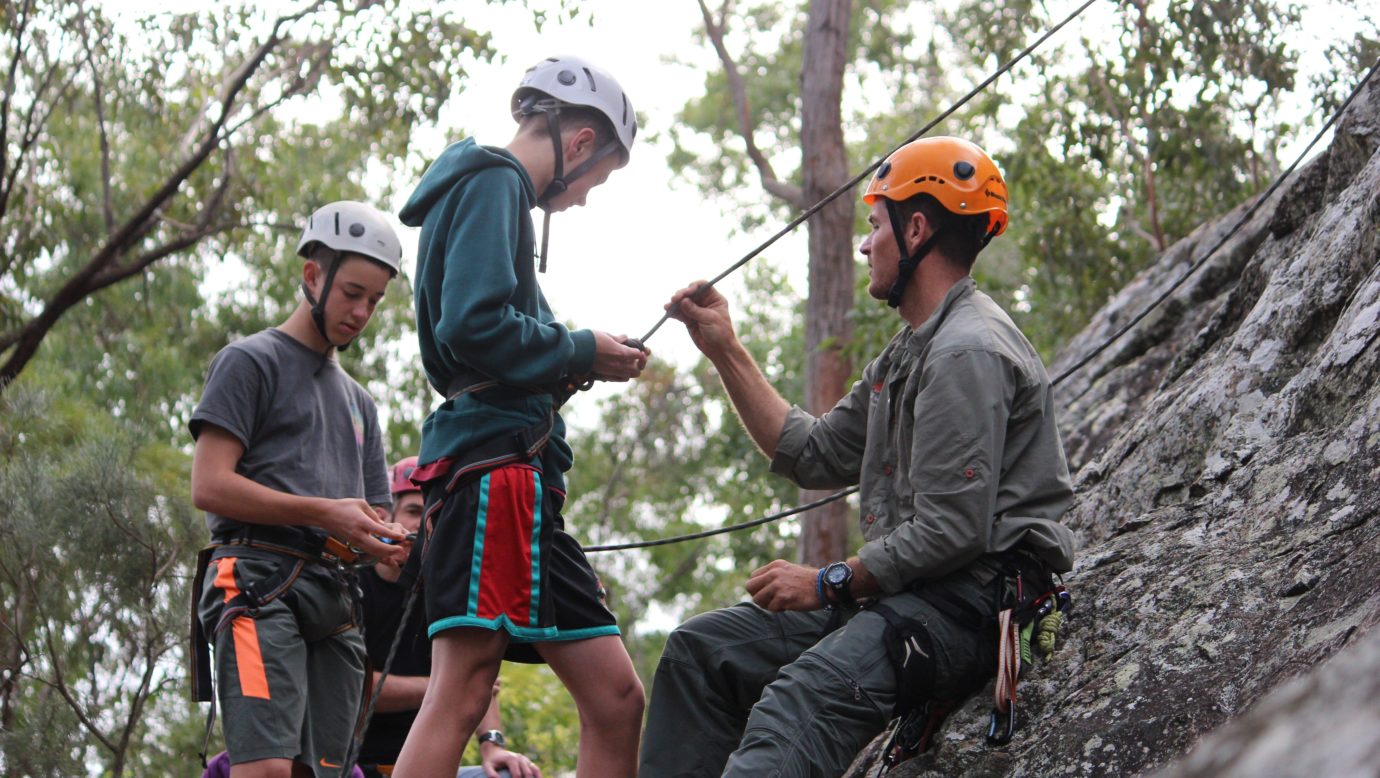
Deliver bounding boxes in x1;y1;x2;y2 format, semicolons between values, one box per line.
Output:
988;581;1072;745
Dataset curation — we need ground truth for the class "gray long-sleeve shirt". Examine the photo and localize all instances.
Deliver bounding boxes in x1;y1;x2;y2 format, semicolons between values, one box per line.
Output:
771;278;1076;594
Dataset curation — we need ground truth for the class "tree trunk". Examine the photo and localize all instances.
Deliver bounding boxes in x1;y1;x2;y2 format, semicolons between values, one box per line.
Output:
797;0;854;567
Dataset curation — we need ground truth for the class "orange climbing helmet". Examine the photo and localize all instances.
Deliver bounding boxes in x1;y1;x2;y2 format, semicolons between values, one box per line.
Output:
862;136;1009;238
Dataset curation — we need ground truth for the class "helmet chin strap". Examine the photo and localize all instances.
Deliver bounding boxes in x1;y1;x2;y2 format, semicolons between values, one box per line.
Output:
300;251;355;367
531;104;622;274
884;199;942;309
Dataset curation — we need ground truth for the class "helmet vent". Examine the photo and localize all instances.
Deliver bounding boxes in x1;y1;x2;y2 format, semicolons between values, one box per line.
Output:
583;67;596;91
953;160;976;180
622;94;629;124
914;175;946;185
349;222;365;238
557;69;577;86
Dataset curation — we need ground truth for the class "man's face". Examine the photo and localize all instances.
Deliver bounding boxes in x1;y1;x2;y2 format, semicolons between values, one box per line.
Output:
546;149;622;213
391;491;424;534
860;199;901;301
307;255;391;345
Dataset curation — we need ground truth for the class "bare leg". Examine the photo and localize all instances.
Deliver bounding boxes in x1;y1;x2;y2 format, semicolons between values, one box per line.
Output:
393;628;508;778
227;759;313;777
538;635;645;778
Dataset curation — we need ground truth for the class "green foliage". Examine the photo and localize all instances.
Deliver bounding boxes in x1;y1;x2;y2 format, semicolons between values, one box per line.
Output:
1312;17;1380;115
941;0;1310;354
473;664;577;773
0;385;203;776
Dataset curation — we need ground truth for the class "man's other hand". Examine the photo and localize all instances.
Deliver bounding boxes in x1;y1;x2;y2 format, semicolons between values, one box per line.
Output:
745;559;822;612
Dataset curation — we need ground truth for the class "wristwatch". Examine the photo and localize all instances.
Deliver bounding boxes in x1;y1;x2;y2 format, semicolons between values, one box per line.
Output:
477;729;506;748
822;561;855;608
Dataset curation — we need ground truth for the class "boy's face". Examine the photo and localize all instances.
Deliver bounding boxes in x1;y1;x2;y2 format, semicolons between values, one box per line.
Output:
306;254;392;344
390;491;424;534
546;151;622;212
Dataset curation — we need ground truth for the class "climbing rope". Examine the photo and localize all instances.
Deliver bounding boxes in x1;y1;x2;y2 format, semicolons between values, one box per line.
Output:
584;486;858;552
635;0;1101;346
343;568;422;771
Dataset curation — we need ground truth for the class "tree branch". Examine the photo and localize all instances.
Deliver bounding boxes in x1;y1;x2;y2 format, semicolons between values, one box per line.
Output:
0;0;36;193
0;7;309;390
77;3;116;234
75;3;115;234
696;0;807;209
30;565;117;755
0;45;76;223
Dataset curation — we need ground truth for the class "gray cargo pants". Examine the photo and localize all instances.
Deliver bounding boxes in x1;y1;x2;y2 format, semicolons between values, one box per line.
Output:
639;572;997;778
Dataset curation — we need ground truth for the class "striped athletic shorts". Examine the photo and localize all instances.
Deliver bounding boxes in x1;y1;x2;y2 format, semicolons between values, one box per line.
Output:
418;461;619;658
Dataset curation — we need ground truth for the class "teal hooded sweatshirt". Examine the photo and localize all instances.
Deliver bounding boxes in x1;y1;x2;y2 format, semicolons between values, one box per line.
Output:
399;139;596;492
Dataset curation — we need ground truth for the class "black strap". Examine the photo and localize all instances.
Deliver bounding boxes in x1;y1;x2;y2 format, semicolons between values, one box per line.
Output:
434;411;556;490
884;199;943;309
301;247;351;353
190;546;217;704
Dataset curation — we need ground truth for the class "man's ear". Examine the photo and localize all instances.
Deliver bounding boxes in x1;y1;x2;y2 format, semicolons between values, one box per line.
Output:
906;210;933;254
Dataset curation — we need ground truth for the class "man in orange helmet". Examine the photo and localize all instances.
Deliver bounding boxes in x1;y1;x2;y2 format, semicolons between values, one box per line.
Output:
640;137;1077;777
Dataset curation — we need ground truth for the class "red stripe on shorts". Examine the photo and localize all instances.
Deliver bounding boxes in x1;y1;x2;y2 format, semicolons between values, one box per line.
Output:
476;466;537;625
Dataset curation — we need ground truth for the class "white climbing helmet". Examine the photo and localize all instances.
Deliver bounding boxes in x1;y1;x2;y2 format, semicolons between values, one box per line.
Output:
511;55;637;164
296;200;402;277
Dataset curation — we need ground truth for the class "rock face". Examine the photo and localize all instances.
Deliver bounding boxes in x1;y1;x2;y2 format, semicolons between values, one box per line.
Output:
848;74;1380;777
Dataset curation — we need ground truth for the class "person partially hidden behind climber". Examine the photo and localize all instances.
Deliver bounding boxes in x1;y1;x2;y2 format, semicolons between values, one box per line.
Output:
355;457;541;778
640;137;1079;778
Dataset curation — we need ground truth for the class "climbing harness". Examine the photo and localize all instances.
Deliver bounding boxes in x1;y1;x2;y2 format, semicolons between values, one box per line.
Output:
188;527;384;766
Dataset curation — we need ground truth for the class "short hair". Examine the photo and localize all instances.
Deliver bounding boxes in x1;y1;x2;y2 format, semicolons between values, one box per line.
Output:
519;105;619;151
894;193;992;271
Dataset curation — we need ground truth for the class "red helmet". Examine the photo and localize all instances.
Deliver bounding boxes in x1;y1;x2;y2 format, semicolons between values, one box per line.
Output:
390;456;420;496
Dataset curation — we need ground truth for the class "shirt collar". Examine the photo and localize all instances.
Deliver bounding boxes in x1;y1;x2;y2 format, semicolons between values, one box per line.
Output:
905;277;975;355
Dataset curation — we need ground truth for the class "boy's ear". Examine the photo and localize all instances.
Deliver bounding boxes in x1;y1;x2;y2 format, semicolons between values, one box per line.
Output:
302;258;322;291
564;126;598;163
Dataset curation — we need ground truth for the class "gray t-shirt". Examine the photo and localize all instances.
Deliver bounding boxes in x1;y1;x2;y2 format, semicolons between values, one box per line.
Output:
190;328;391;544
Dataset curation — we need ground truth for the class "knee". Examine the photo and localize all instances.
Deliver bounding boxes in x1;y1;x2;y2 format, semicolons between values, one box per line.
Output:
614;670;647;722
584;669;644;727
661;608;736;664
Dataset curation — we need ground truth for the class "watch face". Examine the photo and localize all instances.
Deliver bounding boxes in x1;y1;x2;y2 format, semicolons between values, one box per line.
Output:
825;563;850;586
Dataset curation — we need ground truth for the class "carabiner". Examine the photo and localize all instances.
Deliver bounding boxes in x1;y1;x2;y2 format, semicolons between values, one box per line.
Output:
986;705;1019;745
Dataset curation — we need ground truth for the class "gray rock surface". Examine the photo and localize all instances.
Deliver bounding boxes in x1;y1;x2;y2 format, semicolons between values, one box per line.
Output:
846;72;1380;778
